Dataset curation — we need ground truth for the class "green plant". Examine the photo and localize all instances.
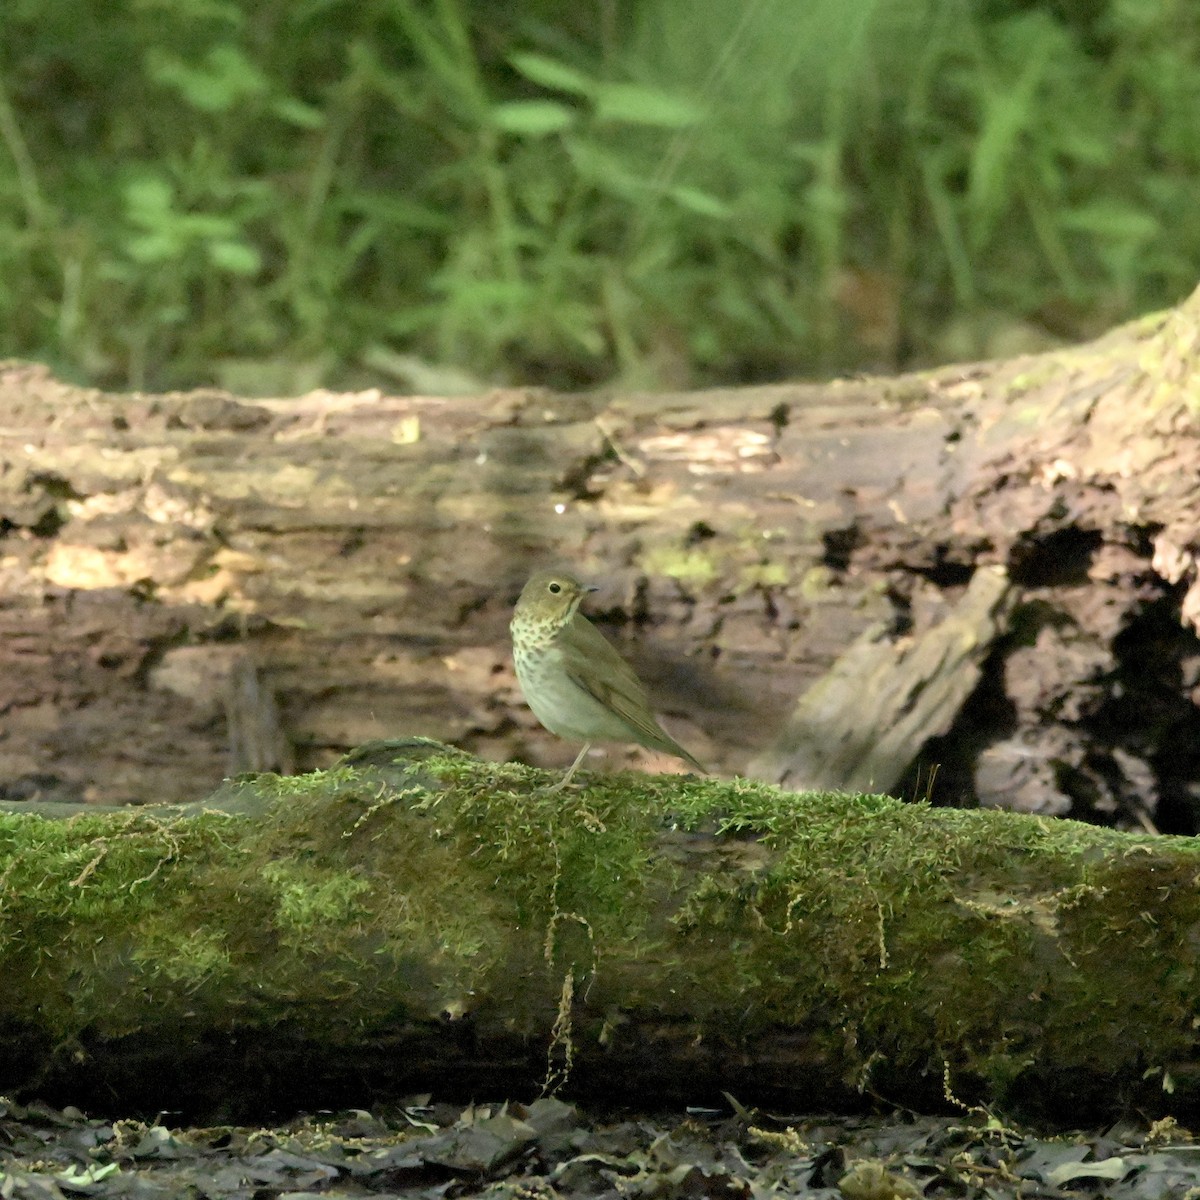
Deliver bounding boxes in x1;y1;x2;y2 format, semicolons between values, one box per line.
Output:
0;0;1198;392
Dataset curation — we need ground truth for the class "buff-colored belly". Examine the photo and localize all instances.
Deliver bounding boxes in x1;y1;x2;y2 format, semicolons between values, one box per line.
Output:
514;647;634;744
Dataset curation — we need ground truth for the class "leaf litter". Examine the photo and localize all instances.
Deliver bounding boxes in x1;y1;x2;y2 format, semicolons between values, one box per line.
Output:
2;1095;1200;1200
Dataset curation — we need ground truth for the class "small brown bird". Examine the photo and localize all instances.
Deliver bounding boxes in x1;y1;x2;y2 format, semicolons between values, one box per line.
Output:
510;569;706;789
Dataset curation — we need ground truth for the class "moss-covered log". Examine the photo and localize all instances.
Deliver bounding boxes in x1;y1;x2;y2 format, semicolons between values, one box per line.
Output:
3;739;1199;1123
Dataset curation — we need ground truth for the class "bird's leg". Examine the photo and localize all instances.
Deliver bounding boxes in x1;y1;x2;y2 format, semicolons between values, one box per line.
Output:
537;743;590;795
559;743;590;789
564;745;608;832
533;745;606;830
568;745;610;832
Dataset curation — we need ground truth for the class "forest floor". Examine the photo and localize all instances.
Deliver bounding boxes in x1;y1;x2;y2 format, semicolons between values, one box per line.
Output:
2;1094;1198;1199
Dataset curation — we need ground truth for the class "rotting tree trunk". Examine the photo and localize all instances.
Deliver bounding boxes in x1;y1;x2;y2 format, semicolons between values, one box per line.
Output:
1;286;1200;824
1;739;1199;1123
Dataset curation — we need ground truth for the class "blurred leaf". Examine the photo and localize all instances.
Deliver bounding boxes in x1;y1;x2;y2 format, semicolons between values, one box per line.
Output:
1052;127;1113;167
805;181;849;219
565;140;644;199
207;240;261;275
338;192;456;233
123;176;175;218
145;44;269;112
508;52;594;96
123;232;182;264
1059;203;1160;242
490;101;576;136
666;186;732;219
592;82;703;127
389;0;488;121
969;68;1051;241
270;96;326;129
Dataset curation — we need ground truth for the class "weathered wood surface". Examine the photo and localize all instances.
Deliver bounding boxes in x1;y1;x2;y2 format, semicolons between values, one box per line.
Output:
1;285;1199;821
2;741;1200;1122
750;564;1016;793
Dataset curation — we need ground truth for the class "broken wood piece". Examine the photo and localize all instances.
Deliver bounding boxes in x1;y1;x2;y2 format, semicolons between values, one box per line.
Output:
752;566;1014;792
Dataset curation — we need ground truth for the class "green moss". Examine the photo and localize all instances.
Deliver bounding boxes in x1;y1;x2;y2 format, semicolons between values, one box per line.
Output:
3;744;1200;1117
799;565;836;598
737;561;790;588
136;926;232;987
637;545;720;585
261;861;372;932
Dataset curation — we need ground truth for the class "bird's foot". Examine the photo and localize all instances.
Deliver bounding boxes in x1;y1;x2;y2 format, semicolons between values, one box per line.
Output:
529;778;605;831
533;777;582;797
577;803;606;834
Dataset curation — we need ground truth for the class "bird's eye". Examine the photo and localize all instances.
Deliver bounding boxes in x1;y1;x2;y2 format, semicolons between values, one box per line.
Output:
547;582;562;594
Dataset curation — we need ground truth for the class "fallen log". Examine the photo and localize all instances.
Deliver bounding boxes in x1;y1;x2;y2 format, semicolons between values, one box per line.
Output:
2;739;1198;1123
1;283;1200;822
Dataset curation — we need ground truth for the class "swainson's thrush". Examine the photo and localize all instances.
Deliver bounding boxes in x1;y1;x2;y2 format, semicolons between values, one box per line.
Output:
511;570;706;789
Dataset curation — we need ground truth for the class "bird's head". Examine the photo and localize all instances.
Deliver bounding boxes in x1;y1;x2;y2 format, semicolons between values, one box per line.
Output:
513;570;598;629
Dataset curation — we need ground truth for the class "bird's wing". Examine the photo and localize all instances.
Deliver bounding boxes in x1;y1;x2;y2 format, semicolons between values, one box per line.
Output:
561;613;649;704
561;614;706;772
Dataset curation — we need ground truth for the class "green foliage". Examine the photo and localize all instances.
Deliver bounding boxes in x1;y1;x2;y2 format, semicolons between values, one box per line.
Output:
0;0;1197;391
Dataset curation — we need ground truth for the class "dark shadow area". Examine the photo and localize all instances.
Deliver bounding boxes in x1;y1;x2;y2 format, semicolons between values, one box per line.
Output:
1097;593;1200;834
898;639;1019;808
900;585;1200;835
1008;527;1104;588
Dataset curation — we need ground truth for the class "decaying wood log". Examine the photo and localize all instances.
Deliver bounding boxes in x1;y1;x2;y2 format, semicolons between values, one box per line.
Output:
1;739;1198;1122
750;564;1016;793
1;284;1200;824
